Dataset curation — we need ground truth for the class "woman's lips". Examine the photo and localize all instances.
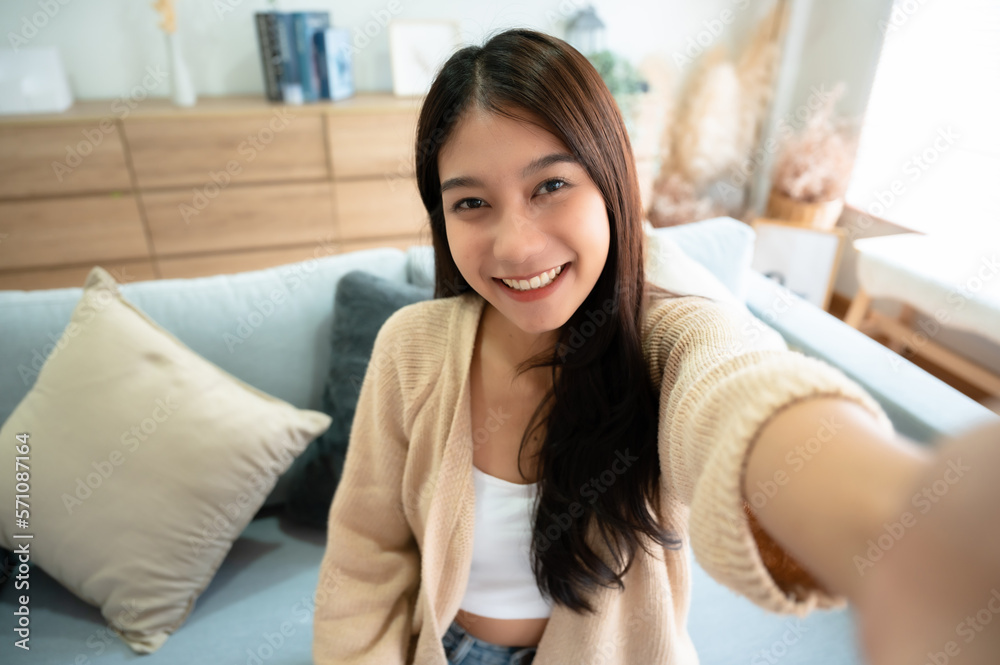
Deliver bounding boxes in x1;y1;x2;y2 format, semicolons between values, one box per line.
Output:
494;263;570;302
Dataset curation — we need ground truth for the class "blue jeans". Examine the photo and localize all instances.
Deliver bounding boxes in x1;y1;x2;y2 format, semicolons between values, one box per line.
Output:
442;620;538;665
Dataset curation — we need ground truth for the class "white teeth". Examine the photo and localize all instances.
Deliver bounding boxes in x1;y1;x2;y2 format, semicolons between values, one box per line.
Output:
501;265;564;291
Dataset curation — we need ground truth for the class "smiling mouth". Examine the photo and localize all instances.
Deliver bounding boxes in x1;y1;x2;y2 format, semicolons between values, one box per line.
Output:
496;263;569;292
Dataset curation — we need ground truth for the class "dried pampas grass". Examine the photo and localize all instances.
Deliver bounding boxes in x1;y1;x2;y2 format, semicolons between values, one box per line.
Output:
771;83;857;202
670;46;743;189
649;1;788;226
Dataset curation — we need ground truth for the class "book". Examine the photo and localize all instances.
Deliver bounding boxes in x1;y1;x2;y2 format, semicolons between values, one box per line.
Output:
291;12;330;103
316;28;354;102
273;13;303;105
254;12;283;102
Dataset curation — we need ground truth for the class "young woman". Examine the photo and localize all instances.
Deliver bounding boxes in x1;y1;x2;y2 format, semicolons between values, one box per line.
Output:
313;28;1000;665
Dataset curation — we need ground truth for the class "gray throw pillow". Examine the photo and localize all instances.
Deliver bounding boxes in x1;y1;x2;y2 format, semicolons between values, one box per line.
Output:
284;270;433;528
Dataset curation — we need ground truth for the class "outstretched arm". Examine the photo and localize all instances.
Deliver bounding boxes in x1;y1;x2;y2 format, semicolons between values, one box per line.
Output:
743;397;931;602
745;397;1000;664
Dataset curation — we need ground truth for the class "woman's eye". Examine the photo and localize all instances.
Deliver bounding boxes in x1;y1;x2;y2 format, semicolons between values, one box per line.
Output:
453;198;485;211
537;179;567;195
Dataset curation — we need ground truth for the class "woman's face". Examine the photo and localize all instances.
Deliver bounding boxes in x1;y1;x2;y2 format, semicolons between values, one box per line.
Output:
438;108;610;336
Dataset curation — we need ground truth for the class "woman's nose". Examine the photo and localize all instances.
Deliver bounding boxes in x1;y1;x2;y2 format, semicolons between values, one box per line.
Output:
493;209;547;265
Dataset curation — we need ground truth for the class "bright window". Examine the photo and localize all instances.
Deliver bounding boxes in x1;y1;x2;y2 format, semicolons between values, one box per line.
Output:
846;0;1000;240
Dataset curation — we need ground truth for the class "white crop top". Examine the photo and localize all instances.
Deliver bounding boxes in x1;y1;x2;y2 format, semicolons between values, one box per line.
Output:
458;466;554;619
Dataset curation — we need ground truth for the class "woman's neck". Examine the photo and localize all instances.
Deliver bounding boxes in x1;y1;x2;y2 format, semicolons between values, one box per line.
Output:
480;303;559;384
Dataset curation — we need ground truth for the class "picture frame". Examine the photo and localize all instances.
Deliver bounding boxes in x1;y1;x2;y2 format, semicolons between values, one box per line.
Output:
388;20;461;97
750;218;847;310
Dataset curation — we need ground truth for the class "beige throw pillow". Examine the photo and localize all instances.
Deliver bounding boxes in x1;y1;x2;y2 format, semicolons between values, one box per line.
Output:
0;267;332;653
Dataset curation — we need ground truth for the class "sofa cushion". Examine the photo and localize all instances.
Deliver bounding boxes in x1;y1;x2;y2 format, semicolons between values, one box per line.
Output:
0;267;331;654
284;271;433;528
644;222;744;307
0;514;328;664
661;216;756;301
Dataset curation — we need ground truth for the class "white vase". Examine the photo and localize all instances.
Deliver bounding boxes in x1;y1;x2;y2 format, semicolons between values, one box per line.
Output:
167;31;196;107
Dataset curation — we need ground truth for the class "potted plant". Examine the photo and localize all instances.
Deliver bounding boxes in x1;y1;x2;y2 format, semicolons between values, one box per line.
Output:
766;84;856;230
587;49;649;134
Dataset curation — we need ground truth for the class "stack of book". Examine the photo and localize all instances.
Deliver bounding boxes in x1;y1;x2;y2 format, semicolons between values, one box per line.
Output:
255;11;354;104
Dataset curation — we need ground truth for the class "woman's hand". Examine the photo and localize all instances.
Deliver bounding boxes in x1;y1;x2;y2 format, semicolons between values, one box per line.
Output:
855;415;1000;665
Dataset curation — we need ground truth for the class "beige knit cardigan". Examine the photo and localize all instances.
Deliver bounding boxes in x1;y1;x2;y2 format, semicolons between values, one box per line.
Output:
313;291;894;664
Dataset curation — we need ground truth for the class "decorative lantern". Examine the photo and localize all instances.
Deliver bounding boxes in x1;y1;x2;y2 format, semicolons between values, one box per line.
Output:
566;5;606;56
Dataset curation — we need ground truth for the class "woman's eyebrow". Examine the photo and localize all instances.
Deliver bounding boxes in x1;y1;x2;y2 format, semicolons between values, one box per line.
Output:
522;152;578;178
440;152;578;194
440;175;481;193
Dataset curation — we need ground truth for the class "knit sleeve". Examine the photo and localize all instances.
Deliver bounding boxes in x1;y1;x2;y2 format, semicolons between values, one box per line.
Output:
643;296;895;615
313;314;420;664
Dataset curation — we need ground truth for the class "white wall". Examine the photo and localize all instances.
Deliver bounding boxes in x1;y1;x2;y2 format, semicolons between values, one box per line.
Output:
1;0;775;100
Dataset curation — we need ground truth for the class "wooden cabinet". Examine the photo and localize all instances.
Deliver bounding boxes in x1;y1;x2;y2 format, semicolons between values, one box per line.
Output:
327;112;416;178
142;181;336;255
0;95;428;290
334;179;427;240
125;112;329;188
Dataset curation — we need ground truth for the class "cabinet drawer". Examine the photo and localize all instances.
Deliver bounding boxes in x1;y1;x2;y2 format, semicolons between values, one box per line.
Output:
142;182;335;256
0;195;148;270
334;178;428;240
125;112;328;189
0;123;131;198
0;260;156;291
327;110;418;179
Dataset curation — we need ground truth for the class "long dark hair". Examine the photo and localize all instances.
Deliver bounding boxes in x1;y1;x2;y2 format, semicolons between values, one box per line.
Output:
414;28;681;613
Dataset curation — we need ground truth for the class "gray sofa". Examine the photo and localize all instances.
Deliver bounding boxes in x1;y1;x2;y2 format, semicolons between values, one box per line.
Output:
1;217;995;664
